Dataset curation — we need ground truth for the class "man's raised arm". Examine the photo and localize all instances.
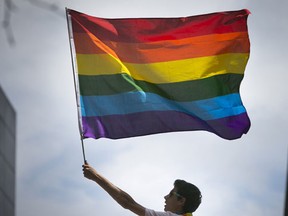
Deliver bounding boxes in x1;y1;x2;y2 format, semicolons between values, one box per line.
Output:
82;163;146;216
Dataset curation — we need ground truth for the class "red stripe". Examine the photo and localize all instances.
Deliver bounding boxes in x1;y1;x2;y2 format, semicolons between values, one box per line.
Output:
69;9;249;43
73;32;249;63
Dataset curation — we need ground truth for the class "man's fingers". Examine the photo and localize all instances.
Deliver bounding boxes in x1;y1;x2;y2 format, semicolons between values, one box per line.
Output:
82;164;90;174
82;164;89;169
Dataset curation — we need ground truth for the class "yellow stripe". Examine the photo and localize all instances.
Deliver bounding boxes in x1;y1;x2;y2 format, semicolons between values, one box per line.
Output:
76;53;249;83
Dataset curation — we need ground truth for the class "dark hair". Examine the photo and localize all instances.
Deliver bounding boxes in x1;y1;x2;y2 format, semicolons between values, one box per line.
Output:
174;179;202;213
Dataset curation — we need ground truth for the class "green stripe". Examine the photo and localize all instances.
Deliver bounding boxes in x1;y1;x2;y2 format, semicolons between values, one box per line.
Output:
78;73;243;102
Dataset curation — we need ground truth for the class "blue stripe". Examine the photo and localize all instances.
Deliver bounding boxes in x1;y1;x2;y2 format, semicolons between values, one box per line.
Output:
80;92;246;121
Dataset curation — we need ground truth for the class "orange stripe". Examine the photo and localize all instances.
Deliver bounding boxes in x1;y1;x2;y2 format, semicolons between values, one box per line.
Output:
73;32;249;63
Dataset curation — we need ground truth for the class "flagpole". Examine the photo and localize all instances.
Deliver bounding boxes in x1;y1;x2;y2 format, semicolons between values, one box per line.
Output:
65;7;87;164
284;151;288;216
80;137;87;164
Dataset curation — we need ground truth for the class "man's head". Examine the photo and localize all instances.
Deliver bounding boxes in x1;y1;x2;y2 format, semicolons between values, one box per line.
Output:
164;179;201;214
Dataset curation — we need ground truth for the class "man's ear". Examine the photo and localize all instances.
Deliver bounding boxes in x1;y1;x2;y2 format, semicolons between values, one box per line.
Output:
179;197;186;207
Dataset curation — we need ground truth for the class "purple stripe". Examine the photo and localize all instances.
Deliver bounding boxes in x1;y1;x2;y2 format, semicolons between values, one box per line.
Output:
81;111;250;140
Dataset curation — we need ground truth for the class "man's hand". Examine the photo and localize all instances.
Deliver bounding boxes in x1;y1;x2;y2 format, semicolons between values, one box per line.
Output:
82;163;98;181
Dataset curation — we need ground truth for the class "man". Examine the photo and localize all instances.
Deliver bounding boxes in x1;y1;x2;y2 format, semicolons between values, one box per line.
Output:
82;163;202;216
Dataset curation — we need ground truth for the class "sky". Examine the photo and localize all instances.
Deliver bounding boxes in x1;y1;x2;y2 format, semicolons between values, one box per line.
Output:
0;0;288;216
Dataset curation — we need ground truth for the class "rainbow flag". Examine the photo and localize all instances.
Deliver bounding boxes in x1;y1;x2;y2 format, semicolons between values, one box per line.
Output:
67;9;251;140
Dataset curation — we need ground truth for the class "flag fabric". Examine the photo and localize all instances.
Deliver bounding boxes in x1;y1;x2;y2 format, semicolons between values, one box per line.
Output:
67;9;251;140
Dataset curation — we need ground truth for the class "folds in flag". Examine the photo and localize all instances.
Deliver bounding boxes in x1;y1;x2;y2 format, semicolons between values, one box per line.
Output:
66;8;251;140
